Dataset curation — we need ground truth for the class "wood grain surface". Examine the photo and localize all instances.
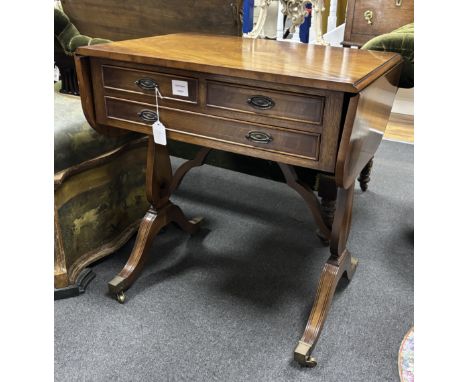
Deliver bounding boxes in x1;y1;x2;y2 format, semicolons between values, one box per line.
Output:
76;33;402;93
61;0;243;41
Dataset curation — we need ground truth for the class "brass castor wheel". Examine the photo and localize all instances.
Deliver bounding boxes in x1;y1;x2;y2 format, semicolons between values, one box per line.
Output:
116;291;126;304
294;341;318;367
302;356;317;368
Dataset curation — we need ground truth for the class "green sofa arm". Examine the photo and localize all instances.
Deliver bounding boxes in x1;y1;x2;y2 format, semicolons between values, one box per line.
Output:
54;7;111;95
54;8;111;55
362;23;414;89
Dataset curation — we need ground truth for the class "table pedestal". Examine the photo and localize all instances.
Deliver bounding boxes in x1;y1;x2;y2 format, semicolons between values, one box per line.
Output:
108;141;358;366
108;140;209;303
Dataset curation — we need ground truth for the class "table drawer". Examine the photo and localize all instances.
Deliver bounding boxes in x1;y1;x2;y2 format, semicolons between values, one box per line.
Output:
101;65;198;104
104;97;320;161
206;80;324;126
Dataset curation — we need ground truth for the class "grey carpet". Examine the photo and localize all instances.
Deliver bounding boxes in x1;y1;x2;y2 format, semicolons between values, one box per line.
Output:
55;140;413;382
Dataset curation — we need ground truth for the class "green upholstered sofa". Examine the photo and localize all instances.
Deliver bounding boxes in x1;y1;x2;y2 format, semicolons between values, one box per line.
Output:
54;83;149;298
362;23;414;89
54;6;151;298
54;7;110;95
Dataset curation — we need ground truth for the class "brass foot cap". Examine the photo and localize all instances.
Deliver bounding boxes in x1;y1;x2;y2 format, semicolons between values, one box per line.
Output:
108;275;126;294
294;341;317;367
116;291;126;304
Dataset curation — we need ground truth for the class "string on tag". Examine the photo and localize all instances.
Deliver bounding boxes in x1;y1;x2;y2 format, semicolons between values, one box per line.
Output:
154;86;164;121
152;86;167;146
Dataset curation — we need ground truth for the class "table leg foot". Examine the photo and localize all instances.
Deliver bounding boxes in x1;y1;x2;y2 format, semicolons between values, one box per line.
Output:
294;341;317;367
107;202;203;302
294;249;358;367
107;207;167;299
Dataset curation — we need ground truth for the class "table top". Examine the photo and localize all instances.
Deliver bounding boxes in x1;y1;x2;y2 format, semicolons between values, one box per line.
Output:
76;33;402;93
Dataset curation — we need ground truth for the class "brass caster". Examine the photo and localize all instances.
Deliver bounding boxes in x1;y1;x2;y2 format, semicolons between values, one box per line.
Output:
294;341;318;368
116;291;126;304
302;356;317;368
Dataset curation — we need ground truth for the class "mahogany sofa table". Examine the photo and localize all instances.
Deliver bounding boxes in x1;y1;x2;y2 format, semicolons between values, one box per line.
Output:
75;33;402;367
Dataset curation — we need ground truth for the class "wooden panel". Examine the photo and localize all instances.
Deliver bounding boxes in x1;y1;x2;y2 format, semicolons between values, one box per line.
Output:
206;80;324;126
61;0;242;41
102;65;198;104
355;0;414;10
76;33;402;93
74;55;126;136
104;97;321;161
335;63;402;188
351;5;414;36
343;0;414;47
89;58;343;135
101;97;331;169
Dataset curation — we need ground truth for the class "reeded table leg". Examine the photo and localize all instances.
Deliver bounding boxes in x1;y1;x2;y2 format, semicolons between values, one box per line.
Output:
294;185;358;367
108;140;205;303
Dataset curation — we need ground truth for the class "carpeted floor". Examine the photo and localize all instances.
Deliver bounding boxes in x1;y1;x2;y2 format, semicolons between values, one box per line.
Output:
55;140;413;382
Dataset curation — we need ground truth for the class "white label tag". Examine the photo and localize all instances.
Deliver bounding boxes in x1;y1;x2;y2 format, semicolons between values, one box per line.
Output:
152;120;167;146
54;65;60;82
172;80;189;97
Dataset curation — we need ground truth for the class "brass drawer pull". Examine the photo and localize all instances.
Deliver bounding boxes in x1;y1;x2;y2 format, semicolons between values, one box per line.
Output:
135;78;158;90
247;95;275;110
137;109;158;123
395;0;402;6
245;131;273;144
364;10;373;25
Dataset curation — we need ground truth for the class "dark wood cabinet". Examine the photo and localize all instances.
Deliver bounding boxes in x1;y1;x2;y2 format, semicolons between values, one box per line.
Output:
343;0;414;47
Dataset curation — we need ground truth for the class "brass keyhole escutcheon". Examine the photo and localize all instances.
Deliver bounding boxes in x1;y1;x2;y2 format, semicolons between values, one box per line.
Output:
396;0;402;6
364;10;373;25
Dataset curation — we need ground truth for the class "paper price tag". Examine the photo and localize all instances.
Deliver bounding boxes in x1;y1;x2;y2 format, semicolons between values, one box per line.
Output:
172;80;189;97
54;65;60;82
152;120;167;146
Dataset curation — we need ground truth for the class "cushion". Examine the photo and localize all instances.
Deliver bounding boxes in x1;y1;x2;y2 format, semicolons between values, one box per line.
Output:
54;8;111;55
362;23;414;88
54;83;141;173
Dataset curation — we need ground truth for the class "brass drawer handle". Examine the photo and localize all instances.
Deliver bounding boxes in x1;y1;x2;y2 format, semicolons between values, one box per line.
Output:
135;78;158;90
395;0;402;6
364;10;373;25
247;95;275;110
137;109;158;123
245;131;273;144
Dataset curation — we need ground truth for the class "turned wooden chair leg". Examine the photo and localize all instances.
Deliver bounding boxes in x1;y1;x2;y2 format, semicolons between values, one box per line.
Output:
108;141;204;303
358;157;374;192
294;185;358;367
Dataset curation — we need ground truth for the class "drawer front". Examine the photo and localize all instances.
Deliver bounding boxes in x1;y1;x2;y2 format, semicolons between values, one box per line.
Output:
101;65;198;103
104;97;320;162
351;0;414;38
206;81;324;126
